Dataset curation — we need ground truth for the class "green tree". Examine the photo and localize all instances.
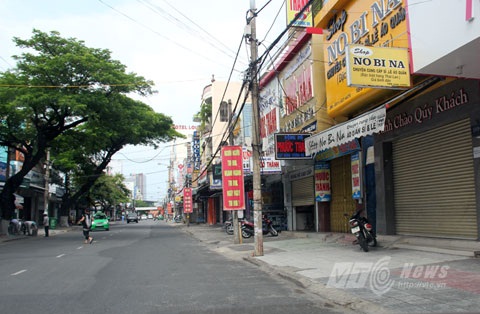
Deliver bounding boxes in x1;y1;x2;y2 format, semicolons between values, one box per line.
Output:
85;173;130;215
0;29;181;220
52;94;182;216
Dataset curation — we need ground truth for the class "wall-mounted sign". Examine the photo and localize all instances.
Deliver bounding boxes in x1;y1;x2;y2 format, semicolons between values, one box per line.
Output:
306;106;386;156
315;139;361;161
315;162;331;202
351;152;362;199
321;0;409;117
275;133;312;159
286;0;313;27
346;45;411;89
221;146;245;210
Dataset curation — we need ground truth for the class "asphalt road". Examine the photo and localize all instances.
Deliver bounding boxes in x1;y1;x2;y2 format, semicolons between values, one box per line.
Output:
0;220;350;314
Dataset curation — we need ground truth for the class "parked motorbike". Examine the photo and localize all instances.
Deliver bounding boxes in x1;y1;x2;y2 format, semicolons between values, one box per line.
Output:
347;209;377;252
8;219;25;235
241;215;278;238
224;218;246;235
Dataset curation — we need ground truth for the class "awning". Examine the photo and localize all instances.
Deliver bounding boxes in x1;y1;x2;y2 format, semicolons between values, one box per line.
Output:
305;106;386;156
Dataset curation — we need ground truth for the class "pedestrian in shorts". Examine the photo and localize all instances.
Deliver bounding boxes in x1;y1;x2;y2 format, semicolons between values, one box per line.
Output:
77;208;94;244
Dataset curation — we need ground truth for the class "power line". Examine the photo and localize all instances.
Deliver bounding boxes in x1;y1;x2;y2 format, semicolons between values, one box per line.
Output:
97;0;235;69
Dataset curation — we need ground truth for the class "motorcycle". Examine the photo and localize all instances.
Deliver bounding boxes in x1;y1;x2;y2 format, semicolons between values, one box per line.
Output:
8;219;26;235
347;209;377;252
224;218;246;235
241;215;278;238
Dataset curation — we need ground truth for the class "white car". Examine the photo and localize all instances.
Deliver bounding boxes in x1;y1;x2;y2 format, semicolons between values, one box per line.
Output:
141;214;147;220
147;214;153;219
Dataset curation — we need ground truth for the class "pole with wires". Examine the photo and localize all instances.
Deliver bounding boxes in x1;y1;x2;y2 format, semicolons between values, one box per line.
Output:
248;0;263;256
228;99;242;244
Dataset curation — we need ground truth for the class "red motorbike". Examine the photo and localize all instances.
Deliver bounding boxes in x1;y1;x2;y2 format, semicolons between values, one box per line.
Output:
241;215;278;238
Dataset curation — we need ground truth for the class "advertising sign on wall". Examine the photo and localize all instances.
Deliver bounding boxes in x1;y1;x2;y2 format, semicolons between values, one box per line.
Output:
315;162;331;202
286;0;313;27
306;106;386;156
351;151;362;199
321;0;408;117
221;146;245;210
275;133;312;159
346;45;411;89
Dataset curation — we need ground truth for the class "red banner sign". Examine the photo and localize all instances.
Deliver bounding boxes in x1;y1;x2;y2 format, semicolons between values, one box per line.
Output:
221;146;245;210
183;188;193;213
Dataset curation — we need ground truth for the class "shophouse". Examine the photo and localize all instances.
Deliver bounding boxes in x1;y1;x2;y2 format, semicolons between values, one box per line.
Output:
193;79;249;225
304;0;479;240
259;25;336;231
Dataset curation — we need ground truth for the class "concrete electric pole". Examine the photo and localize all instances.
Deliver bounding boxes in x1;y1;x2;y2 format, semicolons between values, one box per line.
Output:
228;99;243;244
248;0;263;256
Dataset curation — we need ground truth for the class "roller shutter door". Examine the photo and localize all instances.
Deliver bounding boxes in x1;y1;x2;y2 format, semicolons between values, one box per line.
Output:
292;176;314;206
330;155;356;233
393;119;477;239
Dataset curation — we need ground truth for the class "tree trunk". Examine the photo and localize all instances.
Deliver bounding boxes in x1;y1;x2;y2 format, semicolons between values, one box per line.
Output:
0;171;28;220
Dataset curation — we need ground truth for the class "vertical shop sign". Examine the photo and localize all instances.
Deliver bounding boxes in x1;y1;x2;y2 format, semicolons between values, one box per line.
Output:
351;152;362;199
183;188;193;213
221;146;245;210
315;162;331;202
192;131;200;171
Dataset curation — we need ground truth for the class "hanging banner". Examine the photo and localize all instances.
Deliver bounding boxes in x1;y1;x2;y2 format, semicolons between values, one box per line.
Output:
351;152;362;199
305;106;386;156
183;188;193;214
315;162;331;202
221;146;245;211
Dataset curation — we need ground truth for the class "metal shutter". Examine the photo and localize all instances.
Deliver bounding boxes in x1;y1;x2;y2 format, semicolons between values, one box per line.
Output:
393;119;477;239
292;176;314;206
330;156;356;233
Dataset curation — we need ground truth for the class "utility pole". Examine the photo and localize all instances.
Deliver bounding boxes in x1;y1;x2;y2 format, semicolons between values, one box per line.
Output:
228;99;242;244
248;0;263;256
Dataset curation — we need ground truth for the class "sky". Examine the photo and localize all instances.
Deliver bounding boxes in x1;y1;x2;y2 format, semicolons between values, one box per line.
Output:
0;0;288;201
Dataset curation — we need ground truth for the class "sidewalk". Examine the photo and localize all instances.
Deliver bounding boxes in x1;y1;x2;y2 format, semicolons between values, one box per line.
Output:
0;225;72;242
178;223;480;314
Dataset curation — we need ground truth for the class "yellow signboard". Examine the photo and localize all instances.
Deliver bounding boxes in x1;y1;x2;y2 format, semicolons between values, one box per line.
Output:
317;0;409;117
346;45;411;89
286;0;313;27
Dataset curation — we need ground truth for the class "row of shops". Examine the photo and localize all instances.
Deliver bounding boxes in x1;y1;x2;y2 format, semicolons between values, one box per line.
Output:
181;0;479;241
187;78;479;241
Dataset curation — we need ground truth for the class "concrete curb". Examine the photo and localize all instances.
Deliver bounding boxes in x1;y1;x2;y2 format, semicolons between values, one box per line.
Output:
242;255;394;314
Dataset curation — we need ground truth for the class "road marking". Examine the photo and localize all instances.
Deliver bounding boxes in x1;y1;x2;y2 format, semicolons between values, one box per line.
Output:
11;269;27;276
77;246;83;249
56;254;65;258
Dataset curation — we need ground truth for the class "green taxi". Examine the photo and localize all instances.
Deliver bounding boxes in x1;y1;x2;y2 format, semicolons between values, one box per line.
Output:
91;212;110;231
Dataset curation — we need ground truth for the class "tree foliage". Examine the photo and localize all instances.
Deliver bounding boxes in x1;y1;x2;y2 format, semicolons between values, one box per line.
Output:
0;29;183;220
85;173;130;213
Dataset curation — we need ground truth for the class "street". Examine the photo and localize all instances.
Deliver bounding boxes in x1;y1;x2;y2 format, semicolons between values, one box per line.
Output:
0;220;348;314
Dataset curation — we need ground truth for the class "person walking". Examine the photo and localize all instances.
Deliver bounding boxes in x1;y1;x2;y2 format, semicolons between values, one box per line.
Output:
43;213;49;237
77;208;94;244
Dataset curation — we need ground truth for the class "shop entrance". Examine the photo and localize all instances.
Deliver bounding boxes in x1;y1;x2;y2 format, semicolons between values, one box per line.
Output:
330;155;356;233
